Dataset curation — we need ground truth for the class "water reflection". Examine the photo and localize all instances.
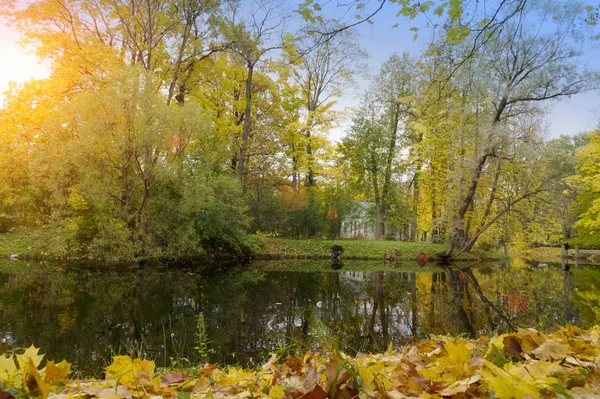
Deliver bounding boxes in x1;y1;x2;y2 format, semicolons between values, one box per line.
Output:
0;261;597;377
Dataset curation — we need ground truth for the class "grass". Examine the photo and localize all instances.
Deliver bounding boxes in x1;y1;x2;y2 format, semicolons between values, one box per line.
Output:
1;228;503;264
0;228;59;259
258;237;503;262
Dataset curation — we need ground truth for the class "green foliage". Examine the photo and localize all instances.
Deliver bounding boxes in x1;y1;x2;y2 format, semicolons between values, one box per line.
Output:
571;130;600;247
0;65;258;263
0;0;597;264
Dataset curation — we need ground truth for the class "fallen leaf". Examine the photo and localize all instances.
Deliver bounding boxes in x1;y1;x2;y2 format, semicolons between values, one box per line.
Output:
298;384;328;399
438;375;481;396
161;372;186;385
532;340;574;361
45;359;71;384
105;356;155;387
481;359;539;399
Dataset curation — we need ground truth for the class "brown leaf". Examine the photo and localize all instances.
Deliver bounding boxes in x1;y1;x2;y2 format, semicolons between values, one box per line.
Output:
411;374;430;390
503;335;524;358
287;388;305;399
324;357;351;396
298;384;328;399
517;329;546;353
437;375;482;396
285;358;304;374
161;372;186;385
334;385;358;399
192;377;211;393
470;354;485;368
198;364;218;377
0;392;15;399
302;366;319;392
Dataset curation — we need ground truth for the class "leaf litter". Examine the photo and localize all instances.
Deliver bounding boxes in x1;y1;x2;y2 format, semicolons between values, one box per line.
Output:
4;326;600;398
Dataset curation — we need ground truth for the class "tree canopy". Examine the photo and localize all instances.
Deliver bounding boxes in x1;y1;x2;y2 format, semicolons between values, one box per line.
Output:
0;0;598;262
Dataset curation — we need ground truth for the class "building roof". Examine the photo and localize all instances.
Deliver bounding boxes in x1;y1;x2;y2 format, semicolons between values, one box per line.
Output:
341;201;375;219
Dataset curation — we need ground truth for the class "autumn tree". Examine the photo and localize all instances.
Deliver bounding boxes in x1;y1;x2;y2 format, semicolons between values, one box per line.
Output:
434;0;596;257
571;129;600;248
343;54;415;239
220;0;291;183
290;22;366;189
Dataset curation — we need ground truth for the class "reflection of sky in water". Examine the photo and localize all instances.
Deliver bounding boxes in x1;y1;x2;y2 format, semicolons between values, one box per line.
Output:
0;261;596;376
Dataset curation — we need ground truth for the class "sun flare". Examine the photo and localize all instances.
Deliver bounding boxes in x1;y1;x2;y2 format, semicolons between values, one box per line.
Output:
0;23;49;98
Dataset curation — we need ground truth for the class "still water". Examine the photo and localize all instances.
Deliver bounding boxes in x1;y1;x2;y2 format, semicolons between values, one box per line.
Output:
0;259;598;377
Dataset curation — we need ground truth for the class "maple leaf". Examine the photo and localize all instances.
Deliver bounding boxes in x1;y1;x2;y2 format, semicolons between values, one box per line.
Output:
16;345;45;369
420;339;473;383
481;359;540;399
105;356;155;388
0;355;20;385
20;357;49;398
44;360;71;385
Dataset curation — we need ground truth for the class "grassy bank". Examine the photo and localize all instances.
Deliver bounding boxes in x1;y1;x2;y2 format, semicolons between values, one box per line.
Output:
258;237;502;262
1;229;502;263
0;228;63;260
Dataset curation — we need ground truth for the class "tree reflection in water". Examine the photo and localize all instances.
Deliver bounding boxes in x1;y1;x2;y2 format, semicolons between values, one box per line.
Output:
0;260;596;377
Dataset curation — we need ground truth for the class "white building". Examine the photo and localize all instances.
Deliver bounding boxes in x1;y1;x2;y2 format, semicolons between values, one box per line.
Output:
339;201;409;240
340;201;376;239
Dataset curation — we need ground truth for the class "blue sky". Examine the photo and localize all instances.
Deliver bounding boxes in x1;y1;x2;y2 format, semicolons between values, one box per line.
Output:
330;0;600;140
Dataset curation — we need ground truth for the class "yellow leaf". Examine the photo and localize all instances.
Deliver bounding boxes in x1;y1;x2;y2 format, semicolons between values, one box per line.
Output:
44;359;71;384
215;368;256;387
105;356;155;387
531;340;574;361
21;357;49;398
516;329;546;353
16;345;45;369
0;354;19;384
269;384;286;399
438;375;481;396
481;360;540;399
420;339;472;383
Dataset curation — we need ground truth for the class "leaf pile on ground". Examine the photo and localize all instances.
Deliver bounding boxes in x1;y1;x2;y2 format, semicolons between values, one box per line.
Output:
3;326;600;398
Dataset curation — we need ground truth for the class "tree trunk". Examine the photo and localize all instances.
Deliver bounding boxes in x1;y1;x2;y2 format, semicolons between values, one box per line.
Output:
305;129;315;187
462;160;502;252
443;153;489;258
375;204;386;239
236;63;254;183
292;155;299;191
410;172;419;242
304;123;315;187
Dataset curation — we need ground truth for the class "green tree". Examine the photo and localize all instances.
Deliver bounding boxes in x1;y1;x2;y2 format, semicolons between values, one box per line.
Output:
343;54;415;239
571;129;600;247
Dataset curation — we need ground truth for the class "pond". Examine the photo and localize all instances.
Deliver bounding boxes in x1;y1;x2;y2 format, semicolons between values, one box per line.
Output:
0;259;598;377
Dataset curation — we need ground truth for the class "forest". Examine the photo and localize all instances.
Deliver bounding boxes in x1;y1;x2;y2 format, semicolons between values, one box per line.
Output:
0;0;599;263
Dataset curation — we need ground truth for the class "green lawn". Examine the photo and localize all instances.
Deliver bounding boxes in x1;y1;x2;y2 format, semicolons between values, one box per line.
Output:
1;229;502;263
258;237;502;262
0;229;55;259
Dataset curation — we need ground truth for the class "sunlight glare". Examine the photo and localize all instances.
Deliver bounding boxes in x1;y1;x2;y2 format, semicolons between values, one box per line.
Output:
0;21;50;102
